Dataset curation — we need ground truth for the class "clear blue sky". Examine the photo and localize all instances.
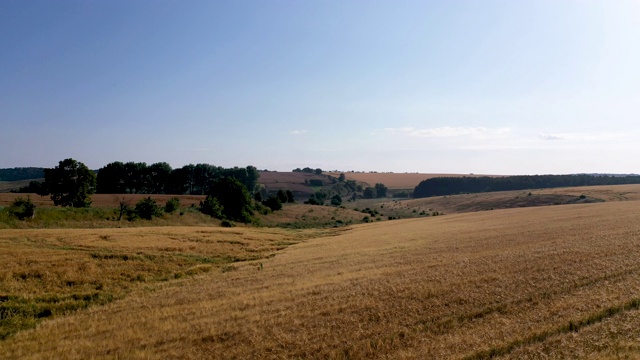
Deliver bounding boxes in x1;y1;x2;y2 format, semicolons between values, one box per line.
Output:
1;1;639;174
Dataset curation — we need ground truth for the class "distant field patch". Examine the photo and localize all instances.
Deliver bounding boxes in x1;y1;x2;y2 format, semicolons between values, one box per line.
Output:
326;172;503;189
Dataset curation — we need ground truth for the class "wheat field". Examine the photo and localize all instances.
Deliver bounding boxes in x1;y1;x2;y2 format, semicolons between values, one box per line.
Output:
2;197;640;358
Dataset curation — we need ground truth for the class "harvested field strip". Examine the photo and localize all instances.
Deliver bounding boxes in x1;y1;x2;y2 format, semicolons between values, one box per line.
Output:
419;263;640;332
328;262;640;357
465;297;640;360
331;261;640;359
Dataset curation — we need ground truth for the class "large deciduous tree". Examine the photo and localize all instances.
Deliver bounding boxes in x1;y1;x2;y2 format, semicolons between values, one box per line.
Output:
363;187;377;199
206;177;254;223
374;183;388;198
44;158;97;207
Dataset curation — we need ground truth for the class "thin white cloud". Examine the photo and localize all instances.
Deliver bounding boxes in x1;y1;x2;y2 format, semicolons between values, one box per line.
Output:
538;133;564;140
290;130;308;135
537;132;625;142
375;126;638;154
381;126;511;138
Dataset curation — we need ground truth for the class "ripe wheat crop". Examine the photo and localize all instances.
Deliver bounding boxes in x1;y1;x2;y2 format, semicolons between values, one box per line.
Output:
2;199;640;358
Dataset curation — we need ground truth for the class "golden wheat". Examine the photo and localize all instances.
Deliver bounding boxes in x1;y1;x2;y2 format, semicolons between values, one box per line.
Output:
2;199;640;358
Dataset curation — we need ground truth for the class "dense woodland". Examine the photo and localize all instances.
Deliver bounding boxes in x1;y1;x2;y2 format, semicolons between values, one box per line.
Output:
414;175;640;198
6;163;259;196
0;168;44;182
95;162;259;195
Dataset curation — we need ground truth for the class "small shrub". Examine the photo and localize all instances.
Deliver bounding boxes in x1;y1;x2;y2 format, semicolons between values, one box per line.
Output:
263;195;283;211
164;197;180;213
306;195;321;205
8;197;36;220
200;195;223;218
276;190;288;204
285;190;295;203
221;220;235;227
134;197;163;220
254;202;271;215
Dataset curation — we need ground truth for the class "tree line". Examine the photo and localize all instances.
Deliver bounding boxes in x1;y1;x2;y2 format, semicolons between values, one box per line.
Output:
0;167;44;182
96;161;259;195
413;174;640;198
22;158;270;223
22;161;260;197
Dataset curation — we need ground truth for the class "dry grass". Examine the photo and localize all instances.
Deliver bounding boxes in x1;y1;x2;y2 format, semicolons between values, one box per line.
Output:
0;180;42;193
531;184;640;201
395;189;600;215
3;198;640;358
0;226;328;341
256;203;370;228
393;184;640;215
0;205;222;230
326;172;503;189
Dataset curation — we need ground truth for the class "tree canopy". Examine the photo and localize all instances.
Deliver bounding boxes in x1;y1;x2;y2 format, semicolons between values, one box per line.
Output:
43;158;97;207
95;162;259;196
207;177;254;223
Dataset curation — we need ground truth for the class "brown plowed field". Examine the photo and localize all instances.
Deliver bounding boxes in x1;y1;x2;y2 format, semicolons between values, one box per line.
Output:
258;171;328;196
326;172;503;189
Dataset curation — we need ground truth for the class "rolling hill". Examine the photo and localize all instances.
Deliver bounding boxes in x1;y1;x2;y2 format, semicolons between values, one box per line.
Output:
3;188;640;358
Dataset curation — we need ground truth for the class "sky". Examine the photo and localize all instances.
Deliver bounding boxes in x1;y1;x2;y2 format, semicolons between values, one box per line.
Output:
1;0;639;175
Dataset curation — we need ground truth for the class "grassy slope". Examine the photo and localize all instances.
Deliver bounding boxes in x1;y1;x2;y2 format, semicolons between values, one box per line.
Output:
3;184;640;230
343;184;640;217
3;199;640;358
0;226;333;340
0;193;205;208
255;203;370;228
0;180;42;193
